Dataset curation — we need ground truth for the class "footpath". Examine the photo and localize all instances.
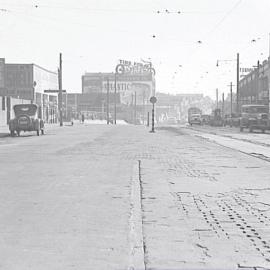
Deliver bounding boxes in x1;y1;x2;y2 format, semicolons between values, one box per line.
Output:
0;122;75;138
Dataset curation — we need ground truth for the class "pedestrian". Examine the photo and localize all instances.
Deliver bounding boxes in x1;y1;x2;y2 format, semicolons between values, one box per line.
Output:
82;114;85;123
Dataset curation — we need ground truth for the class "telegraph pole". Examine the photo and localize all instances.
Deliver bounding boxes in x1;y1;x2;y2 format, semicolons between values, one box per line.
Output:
114;72;117;124
222;92;225;119
58;53;63;127
143;90;145;125
131;93;134;124
134;91;137;125
106;77;110;124
236;53;240;113
216;88;219;109
256;60;260;103
230;82;233;117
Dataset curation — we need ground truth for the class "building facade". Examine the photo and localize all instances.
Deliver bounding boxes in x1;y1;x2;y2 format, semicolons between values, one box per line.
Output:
0;58;59;123
82;72;154;106
239;58;270;108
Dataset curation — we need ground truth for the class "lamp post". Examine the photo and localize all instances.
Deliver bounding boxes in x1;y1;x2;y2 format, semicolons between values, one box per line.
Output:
216;53;240;113
106;77;110;124
149;96;157;133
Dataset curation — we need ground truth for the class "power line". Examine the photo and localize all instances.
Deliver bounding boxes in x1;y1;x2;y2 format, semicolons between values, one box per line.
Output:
205;0;243;37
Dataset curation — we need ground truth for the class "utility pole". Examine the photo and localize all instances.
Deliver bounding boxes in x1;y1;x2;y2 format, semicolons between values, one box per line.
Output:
131;93;134;124
134;91;137;125
222;92;225;119
143;90;145;125
256;60;260;103
114;72;117;124
216;88;219;109
106;77;110;124
58;53;63;127
230;82;233;117
236;53;240;113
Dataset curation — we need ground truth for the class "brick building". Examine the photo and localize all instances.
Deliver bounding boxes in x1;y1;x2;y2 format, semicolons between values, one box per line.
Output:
0;58;59;123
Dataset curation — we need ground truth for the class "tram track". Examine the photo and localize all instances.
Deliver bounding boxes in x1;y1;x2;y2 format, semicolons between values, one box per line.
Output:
165;125;270;163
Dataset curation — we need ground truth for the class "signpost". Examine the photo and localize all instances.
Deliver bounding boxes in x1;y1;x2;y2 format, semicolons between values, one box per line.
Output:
149;96;157;133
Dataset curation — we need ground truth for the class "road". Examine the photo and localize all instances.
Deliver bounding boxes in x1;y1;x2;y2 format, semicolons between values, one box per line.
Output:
1;123;270;269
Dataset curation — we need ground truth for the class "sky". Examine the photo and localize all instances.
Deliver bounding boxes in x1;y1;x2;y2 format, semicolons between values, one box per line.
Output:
0;0;270;99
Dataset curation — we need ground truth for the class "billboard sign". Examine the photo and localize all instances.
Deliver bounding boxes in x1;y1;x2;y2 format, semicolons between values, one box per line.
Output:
119;59;154;75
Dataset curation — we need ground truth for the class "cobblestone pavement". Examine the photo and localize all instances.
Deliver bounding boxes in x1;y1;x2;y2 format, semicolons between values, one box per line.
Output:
134;126;270;269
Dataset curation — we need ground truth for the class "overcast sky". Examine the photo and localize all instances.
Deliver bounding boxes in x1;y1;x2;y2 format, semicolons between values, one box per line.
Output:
0;0;269;98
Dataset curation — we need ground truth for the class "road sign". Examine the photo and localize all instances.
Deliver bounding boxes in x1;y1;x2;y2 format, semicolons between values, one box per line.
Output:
44;89;66;93
150;96;157;104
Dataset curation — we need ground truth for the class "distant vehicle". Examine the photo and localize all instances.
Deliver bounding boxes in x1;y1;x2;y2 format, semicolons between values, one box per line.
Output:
240;104;269;133
188;107;202;125
9;104;45;136
166;117;178;125
201;114;211;125
210;108;223;126
224;113;240;127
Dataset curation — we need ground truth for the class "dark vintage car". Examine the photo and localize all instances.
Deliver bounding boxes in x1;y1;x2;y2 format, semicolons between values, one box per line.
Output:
9;104;45;136
240;104;269;133
224;113;240;127
201;114;211;125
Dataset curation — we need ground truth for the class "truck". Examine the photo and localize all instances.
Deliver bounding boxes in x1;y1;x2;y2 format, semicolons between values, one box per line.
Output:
240;104;269;133
188;107;202;125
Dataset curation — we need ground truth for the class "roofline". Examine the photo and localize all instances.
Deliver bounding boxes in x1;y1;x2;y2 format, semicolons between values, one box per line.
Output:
5;62;57;75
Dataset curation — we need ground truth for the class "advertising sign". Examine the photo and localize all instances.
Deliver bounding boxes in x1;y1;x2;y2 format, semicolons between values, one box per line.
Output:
119;59;153;75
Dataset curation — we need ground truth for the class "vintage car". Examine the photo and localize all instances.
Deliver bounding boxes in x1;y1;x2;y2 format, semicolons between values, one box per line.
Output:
9;104;45;136
224;113;240;127
188;114;202;125
240;104;269;133
201;114;211;125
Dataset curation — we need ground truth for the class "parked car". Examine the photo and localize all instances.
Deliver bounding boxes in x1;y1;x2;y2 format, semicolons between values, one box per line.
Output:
9;103;45;136
201;114;211;125
224;113;240;127
188;114;202;125
240;104;269;133
166;117;178;125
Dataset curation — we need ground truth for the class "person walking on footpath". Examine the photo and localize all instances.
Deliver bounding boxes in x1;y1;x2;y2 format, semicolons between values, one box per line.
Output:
81;113;85;124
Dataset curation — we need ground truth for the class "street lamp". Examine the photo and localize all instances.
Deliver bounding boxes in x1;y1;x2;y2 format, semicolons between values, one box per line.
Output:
216;53;240;113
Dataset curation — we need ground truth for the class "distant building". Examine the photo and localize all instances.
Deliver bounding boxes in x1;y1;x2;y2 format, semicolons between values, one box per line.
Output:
0;58;59;123
63;92;120;121
156;93;213;122
82;72;154;105
239;58;270;108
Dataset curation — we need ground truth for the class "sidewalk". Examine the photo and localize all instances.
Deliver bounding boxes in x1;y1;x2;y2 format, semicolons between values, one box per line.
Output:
0;124;9;137
0;122;73;138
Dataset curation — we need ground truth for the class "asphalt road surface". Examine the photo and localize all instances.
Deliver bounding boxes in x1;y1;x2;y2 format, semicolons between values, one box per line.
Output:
1;123;270;269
